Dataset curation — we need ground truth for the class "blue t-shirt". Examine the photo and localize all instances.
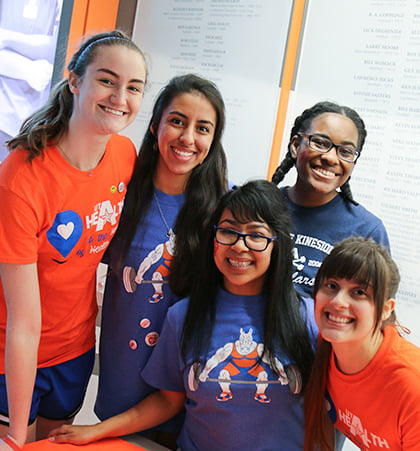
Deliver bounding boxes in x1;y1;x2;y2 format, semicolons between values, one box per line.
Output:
143;289;318;451
282;189;390;297
95;188;185;432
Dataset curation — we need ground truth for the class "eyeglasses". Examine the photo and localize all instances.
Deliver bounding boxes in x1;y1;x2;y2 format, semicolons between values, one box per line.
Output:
298;133;360;163
214;226;276;252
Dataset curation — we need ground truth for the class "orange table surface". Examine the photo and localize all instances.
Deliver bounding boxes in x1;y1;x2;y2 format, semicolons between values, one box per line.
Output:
23;438;146;450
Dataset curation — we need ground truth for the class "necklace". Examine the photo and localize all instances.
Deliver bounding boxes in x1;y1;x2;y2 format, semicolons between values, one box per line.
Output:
56;142;98;174
154;192;172;237
57;143;74;166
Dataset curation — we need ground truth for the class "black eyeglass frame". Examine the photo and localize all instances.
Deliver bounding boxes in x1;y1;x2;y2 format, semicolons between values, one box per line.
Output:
213;225;276;252
297;132;360;163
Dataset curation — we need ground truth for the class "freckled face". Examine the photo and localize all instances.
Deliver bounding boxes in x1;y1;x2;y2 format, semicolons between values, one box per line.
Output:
213;209;274;296
70;45;146;136
291;113;359;206
154;91;216;191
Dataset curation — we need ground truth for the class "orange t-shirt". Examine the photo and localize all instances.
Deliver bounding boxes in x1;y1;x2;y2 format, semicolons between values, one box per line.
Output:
327;326;420;450
0;135;136;371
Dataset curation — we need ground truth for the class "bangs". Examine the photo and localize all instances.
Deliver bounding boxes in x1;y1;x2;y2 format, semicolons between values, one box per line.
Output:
315;239;390;299
230;202;265;225
314;238;399;313
214;180;291;243
224;190;270;225
319;248;377;288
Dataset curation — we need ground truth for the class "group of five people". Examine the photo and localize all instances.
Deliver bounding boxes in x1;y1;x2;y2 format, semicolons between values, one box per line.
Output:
0;30;418;451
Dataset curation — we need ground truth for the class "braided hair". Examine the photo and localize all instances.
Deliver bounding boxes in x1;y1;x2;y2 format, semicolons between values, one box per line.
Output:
271;101;367;205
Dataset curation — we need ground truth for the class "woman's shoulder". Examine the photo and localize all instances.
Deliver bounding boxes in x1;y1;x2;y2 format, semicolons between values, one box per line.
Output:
344;197;382;220
0;147;64;195
109;133;135;146
167;297;190;320
160;297;190;336
343;199;390;245
105;134;137;172
381;327;420;383
387;327;420;362
107;134;137;157
319;195;388;236
0;148;32;182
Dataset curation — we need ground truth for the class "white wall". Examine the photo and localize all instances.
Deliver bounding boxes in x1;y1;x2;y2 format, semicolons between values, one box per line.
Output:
125;0;294;184
289;0;420;346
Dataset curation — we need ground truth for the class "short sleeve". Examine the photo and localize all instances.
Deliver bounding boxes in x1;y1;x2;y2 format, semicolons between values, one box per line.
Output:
0;186;39;263
142;306;185;393
369;220;391;252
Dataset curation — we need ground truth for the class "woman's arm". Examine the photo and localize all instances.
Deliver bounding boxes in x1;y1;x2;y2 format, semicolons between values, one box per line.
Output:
49;390;186;445
0;263;41;448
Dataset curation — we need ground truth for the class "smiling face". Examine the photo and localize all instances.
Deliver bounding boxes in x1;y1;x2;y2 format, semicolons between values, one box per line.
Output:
290;112;359;206
213;209;274;296
153;91;216;194
315;277;377;344
69;45;146;136
315;277;394;357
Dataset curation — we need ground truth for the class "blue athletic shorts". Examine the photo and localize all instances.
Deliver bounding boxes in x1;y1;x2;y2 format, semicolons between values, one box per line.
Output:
0;347;95;425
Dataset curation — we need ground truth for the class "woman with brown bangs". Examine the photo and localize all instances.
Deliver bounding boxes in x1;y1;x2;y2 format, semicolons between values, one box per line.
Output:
304;237;420;451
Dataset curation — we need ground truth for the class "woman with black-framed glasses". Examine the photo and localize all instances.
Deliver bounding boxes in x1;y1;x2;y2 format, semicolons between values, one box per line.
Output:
213;225;276;252
271;101;390;300
48;179;317;450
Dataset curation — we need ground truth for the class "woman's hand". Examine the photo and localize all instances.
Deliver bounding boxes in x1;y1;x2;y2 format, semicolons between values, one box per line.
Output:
48;424;100;446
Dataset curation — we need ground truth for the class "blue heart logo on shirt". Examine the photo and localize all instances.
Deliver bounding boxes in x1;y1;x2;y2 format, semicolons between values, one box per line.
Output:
47;210;83;258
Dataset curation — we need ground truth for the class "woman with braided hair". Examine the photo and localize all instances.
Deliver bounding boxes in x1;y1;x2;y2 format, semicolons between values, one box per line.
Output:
271;101;390;298
0;30;147;448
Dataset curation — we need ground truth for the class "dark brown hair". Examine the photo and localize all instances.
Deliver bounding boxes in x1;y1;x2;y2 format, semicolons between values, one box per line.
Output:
112;73;228;297
304;237;400;451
